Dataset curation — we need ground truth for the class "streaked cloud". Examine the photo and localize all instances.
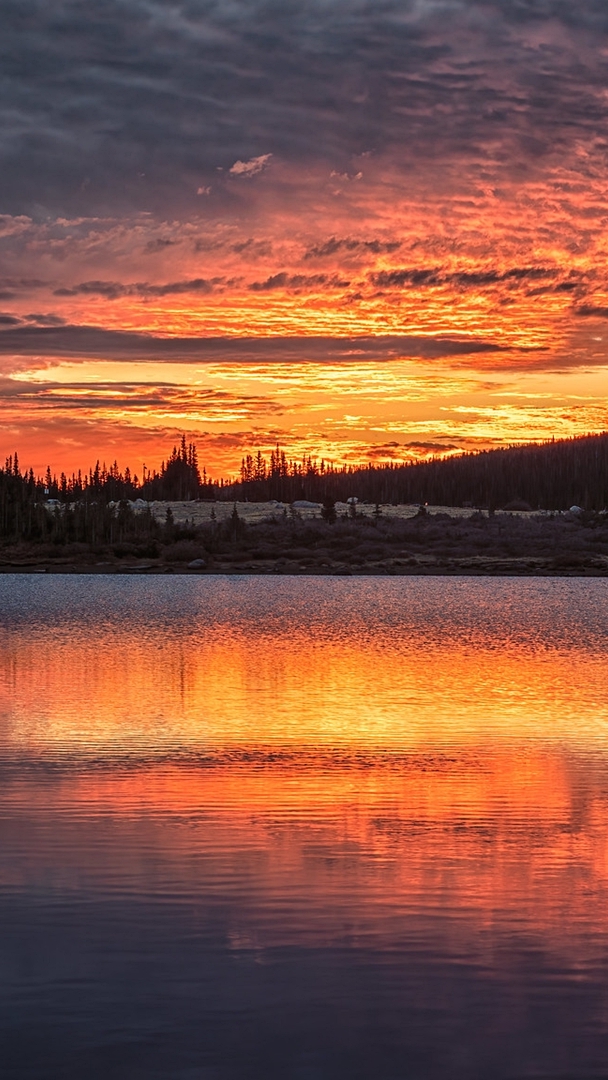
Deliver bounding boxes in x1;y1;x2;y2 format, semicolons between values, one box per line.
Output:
304;238;402;260
0;327;505;363
53;278;215;299
248;273;351;293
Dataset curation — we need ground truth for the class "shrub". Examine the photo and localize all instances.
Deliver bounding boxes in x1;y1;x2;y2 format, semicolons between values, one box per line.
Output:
162;540;207;562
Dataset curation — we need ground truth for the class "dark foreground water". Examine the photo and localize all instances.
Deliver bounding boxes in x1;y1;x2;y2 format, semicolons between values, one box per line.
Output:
1;575;608;1079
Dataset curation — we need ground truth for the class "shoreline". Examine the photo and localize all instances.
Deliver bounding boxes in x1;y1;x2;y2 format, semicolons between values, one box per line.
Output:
1;561;607;578
3;503;608;578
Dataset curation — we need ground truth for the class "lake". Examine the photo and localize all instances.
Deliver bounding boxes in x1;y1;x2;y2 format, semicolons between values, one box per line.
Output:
1;575;608;1079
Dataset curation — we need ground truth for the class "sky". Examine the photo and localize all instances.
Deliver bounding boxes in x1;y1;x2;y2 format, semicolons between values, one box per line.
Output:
3;0;608;479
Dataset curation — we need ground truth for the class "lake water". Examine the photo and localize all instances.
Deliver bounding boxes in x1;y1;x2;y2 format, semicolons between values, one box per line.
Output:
1;575;608;1079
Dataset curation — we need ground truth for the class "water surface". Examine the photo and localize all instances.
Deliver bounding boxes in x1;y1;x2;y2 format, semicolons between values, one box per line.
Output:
1;576;608;1079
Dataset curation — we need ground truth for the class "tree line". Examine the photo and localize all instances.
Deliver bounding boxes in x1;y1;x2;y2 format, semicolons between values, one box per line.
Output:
232;433;608;510
23;435;216;503
1;431;608;546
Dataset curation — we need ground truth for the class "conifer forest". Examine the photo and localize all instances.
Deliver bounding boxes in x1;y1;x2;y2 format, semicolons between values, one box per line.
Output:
1;432;608;574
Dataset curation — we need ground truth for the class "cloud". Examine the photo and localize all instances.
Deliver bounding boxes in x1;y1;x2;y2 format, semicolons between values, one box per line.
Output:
371;267;558;290
0;215;31;237
228;154;272;178
329;170;363;183
2;1;606;219
403;441;461;452
304;238;402;259
0;326;504;363
364;443;409;460
53;278;214;299
248;273;350;292
0;278;47;295
1;380;283;421
23;313;67;326
575;304;608;318
372;268;443;289
0;311;64;333
53;281;127;300
232;238;273;257
364;438;463;461
144;238;176;253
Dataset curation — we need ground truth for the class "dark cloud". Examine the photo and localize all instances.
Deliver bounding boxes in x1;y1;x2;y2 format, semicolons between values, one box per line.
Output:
304;237;402;259
2;1;608;216
0;325;504;362
366;439;461;459
453;268;556;287
365;444;405;460
371;267;558;289
53;278;214;299
372;268;443;288
129;277;216;297
23;313;67;326
249;273;350;292
144;239;176;253
4;380;283;418
404;441;461;452
53;281;126;300
575;304;608;318
0;312;70;327
232;239;273;257
0;278;47;294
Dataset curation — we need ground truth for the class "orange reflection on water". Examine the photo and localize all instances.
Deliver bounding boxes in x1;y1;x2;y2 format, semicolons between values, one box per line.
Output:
1;624;607;754
3;750;608;962
2;576;608;964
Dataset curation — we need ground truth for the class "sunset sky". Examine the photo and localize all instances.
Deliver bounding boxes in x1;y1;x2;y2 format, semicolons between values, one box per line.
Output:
3;0;608;478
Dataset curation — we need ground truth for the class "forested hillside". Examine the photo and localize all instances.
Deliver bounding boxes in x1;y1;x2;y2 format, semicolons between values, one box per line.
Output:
231;433;608;510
